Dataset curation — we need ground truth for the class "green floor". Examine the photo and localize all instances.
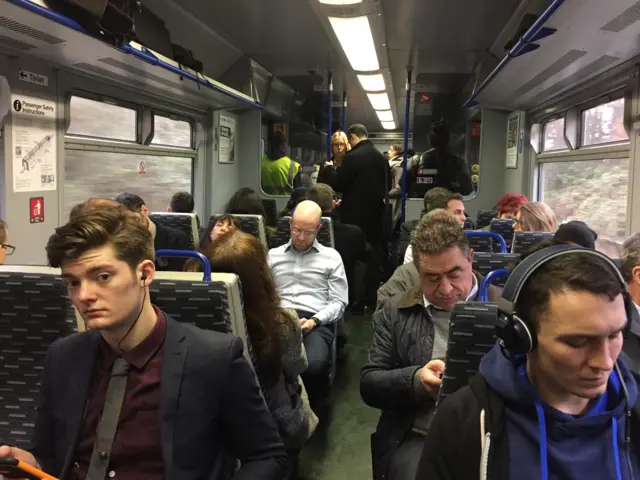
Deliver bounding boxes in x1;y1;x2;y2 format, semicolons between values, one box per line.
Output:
296;315;379;480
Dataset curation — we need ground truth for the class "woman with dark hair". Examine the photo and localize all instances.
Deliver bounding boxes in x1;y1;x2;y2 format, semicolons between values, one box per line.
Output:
198;214;238;251
186;229;318;454
225;187;267;217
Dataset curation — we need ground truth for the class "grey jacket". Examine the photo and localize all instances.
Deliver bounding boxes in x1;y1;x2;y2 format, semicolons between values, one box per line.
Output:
364;274;500;479
263;309;318;450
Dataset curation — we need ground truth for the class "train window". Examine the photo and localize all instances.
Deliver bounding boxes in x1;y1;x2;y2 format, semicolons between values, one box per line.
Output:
63;150;193;217
151;115;193;148
542;118;568;152
538;158;629;256
67;96;137;142
581;98;628;147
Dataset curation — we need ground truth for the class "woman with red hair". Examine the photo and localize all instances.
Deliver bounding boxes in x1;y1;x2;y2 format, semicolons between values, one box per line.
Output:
496;193;528;219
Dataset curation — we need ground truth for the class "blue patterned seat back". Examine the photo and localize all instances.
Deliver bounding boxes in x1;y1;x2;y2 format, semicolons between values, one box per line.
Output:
468;235;494;253
476;210;497;229
149;213;199;249
0;268;77;447
437;302;498;405
490;218;515;251
511;231;554;254
150;272;254;367
208;214;268;248
274;216;335;249
472;252;521;286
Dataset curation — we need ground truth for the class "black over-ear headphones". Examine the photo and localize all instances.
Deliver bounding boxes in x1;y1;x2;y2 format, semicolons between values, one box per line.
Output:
497;244;637;355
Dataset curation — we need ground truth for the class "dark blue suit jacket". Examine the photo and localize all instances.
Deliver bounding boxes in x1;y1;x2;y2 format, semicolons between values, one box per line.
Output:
30;315;288;479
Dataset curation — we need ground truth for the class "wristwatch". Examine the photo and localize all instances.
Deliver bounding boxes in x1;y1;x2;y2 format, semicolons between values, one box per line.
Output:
310;317;320;327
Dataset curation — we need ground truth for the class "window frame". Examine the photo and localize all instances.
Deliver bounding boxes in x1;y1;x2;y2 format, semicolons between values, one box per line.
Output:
151;112;195;149
578;95;629;149
66;93;140;143
540;116;569;153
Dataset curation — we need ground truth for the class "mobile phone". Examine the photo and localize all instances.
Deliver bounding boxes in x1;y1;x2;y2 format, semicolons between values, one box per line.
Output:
0;457;58;480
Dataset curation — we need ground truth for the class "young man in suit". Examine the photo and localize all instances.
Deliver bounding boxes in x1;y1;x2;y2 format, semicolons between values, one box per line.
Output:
0;204;287;480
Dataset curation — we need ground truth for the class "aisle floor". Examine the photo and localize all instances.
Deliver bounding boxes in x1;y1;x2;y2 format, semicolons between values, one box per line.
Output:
296;315;379;480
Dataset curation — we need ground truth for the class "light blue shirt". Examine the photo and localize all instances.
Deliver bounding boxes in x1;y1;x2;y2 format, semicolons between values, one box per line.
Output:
268;239;348;325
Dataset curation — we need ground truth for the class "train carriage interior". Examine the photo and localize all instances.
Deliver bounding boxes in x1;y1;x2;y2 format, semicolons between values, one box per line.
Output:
1;0;640;478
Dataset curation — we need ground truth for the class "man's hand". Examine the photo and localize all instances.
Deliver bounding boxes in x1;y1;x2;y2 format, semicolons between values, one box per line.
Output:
299;318;316;334
418;359;445;399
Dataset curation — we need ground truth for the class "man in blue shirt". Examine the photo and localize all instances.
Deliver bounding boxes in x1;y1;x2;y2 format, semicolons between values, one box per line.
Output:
268;201;348;413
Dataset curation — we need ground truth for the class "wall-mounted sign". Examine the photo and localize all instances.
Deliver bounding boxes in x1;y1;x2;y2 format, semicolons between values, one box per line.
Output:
11;94;57;193
29;197;44;223
138;160;146;175
18;69;48;87
273;123;287;136
416;92;433;116
472;123;481;138
419;93;431;104
506;113;520;169
219;113;236;164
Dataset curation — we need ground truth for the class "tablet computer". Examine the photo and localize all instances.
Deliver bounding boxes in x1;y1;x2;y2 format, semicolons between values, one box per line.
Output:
0;457;58;480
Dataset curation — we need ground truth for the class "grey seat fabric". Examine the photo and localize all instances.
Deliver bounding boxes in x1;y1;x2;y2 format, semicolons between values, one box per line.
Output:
274;216;335;249
151;272;254;367
476;210;497;229
436;302;499;406
149;213;199;249
511;231;554;254
208;214;268;248
0;268;77;447
490;218;516;251
472;252;521;286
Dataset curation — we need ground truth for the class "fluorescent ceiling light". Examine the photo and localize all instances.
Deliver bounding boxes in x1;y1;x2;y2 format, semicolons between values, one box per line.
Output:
381;121;396;130
320;0;362;3
367;92;390;110
328;16;379;71
358;74;385;92
376;110;394;122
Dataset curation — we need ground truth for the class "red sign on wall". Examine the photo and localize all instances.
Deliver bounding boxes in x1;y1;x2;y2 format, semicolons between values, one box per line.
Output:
419;93;431;104
472;123;481;138
30;197;44;224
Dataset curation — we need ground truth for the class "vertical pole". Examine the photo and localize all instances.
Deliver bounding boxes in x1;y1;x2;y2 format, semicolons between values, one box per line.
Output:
401;69;413;223
327;72;333;163
342;90;348;132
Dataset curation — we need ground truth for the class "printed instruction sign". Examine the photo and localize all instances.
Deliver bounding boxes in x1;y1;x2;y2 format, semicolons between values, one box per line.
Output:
219;113;236;164
11;95;57;193
29;196;44;223
506;113;520;169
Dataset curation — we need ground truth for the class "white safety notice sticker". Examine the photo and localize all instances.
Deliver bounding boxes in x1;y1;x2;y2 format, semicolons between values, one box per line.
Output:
11;95;57;193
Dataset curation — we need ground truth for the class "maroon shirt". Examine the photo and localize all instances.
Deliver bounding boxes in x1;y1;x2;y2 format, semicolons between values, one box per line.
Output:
71;307;166;480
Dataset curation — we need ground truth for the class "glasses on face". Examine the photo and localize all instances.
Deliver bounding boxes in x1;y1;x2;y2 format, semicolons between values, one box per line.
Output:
291;226;317;238
1;244;15;255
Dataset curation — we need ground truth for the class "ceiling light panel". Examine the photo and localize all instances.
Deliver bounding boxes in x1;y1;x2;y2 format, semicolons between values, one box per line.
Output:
376;110;393;122
358;73;385;92
328;16;379;71
381;121;396;130
367;92;390;110
320;0;362;3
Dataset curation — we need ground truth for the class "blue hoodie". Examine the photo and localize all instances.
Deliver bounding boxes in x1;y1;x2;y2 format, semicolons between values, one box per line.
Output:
480;345;640;480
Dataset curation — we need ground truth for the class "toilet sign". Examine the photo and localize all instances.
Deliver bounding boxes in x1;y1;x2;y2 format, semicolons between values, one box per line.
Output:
30;197;44;223
138;160;146;175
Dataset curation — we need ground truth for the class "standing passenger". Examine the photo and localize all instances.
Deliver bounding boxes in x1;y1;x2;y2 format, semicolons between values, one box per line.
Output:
261;132;301;196
0;205;288;479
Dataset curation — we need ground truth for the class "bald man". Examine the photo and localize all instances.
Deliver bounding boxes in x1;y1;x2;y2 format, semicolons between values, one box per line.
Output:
267;200;349;413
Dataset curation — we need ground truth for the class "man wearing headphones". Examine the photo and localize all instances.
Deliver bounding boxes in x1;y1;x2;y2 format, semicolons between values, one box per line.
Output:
0;204;287;479
416;246;640;479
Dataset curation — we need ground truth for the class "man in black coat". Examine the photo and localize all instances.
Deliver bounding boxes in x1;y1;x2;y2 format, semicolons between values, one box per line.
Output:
323;124;390;306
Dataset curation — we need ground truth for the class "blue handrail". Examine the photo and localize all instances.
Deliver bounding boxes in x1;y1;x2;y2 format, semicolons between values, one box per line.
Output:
463;0;567;107
479;268;510;302
466;231;508;253
155;250;211;281
401;69;412;223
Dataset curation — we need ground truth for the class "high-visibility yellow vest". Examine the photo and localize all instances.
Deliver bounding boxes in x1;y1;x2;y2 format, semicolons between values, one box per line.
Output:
261;156;300;195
